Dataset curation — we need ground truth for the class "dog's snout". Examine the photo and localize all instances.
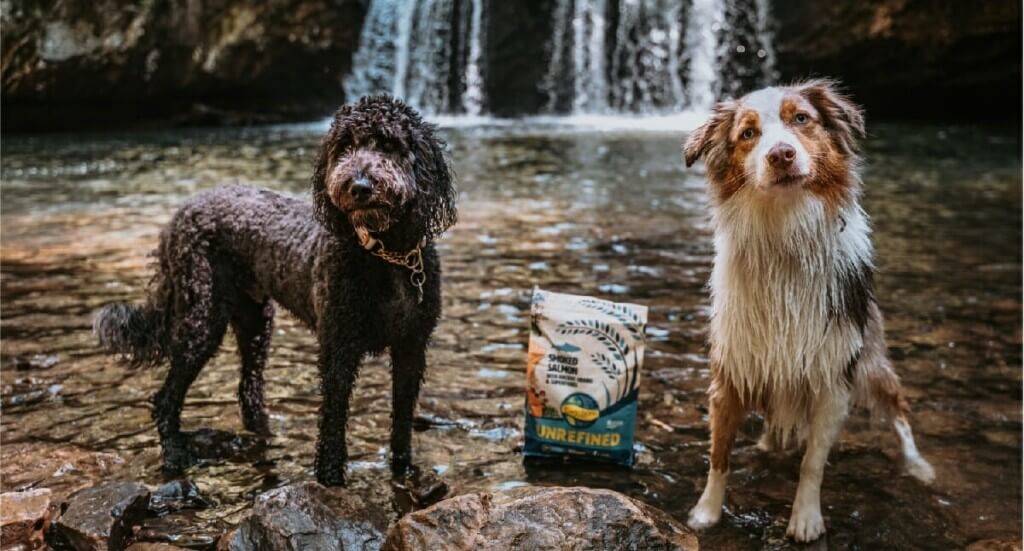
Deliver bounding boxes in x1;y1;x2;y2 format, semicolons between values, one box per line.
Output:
767;143;797;168
350;173;373;202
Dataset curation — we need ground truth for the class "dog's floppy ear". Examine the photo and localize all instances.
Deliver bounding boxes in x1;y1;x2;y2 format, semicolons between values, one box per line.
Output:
412;120;458;238
684;100;736;168
312;104;355;231
798;79;865;155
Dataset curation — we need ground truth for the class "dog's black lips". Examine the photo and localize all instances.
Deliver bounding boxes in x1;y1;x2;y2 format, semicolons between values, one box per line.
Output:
773;174;806;187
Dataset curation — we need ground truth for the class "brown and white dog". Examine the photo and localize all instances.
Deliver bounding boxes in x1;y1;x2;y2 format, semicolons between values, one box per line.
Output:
682;80;934;542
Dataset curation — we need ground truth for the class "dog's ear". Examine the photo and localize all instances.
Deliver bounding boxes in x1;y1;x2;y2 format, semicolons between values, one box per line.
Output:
412;120;458;237
798;79;865;155
312;105;355;230
684;100;736;168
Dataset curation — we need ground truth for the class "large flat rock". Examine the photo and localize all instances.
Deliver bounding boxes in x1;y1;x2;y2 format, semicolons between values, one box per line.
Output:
383;485;698;551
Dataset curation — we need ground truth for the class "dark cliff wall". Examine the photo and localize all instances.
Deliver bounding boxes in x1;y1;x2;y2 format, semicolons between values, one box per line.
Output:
2;0;1019;131
2;0;365;131
771;0;1021;119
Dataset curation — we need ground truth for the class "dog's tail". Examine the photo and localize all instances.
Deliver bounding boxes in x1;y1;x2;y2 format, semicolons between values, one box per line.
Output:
94;284;170;368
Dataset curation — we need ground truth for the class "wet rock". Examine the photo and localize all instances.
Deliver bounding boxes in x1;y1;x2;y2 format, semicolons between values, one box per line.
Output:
134;512;223;550
12;354;60;371
382;486;698;551
772;0;1020;118
1;488;53;550
148;480;210;516
390;470;449;514
2;0;366;132
967;539;1023;551
230;482;388;551
0;444;125;504
1;377;62;408
484;0;559;116
185;428;266;467
52;481;150;551
215;528;239;551
125;544;189;551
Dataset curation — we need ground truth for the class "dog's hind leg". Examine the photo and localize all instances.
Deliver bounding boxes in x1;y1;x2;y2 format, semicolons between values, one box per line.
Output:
853;305;935;483
231;297;274;435
856;357;935;484
389;341;426;477
688;377;745;530
152;254;231;475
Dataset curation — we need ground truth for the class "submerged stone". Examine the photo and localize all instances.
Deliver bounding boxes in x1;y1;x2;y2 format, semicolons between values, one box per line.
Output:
148;479;210;516
383;486;698;551
51;481;150;551
229;482;388;551
0;488;53;550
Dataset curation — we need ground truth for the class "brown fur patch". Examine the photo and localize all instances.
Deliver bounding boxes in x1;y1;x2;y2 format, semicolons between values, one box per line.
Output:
707;374;746;471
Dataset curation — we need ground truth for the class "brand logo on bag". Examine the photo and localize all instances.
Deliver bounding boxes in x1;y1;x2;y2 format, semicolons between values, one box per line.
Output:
560;393;600;428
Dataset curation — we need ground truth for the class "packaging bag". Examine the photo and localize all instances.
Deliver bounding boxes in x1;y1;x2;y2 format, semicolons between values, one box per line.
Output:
524;287;648;466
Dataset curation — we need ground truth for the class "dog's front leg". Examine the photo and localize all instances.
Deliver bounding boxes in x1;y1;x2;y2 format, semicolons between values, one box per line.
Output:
786;393;848;542
688;378;744;530
389;342;426;477
314;335;362;487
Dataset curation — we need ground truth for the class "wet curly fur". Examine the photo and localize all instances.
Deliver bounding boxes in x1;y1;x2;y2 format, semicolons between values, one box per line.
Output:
94;96;457;486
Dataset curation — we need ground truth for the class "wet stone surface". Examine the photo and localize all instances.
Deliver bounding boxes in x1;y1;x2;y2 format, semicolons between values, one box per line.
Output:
0;488;54;550
1;121;1021;549
229;482;388;551
383;485;699;550
50;481;150;551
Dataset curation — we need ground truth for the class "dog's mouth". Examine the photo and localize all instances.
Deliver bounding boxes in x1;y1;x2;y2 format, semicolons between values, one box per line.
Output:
772;173;807;187
347;205;394;232
349;204;387;213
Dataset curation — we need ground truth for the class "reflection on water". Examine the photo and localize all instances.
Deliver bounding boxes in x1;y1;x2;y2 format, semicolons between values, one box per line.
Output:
1;121;1021;549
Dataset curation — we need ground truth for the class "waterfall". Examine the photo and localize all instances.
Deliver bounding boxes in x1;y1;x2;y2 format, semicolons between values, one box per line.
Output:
542;0;775;115
685;0;726;110
346;0;486;115
346;0;777;117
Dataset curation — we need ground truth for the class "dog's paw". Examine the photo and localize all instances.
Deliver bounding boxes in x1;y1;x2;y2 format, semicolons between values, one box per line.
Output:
906;457;936;484
786;505;825;542
687;503;722;530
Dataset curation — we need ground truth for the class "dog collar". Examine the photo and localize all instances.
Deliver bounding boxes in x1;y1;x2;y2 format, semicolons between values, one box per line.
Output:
357;229;427;304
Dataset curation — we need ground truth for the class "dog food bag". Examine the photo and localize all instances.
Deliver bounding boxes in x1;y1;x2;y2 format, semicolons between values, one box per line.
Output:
524;287;648;466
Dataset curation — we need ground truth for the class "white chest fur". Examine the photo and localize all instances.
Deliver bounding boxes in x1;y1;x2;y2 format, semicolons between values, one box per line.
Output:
708;190;873;407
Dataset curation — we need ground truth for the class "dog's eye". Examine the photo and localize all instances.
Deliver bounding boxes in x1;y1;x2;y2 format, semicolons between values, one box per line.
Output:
794;113;809;125
741;128;756;140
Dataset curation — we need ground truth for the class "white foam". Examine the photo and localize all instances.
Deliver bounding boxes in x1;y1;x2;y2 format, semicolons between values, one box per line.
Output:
428;111;710;133
288;109;711;137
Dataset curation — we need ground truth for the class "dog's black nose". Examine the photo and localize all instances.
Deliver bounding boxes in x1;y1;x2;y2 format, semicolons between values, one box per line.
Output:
350;174;373;202
767;143;796;168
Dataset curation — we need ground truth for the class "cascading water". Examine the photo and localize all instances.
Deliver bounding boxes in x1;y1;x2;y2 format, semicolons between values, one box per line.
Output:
346;0;485;115
543;0;776;115
345;0;776;118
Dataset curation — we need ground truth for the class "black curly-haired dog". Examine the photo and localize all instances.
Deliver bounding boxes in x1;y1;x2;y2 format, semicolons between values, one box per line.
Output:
94;96;456;486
